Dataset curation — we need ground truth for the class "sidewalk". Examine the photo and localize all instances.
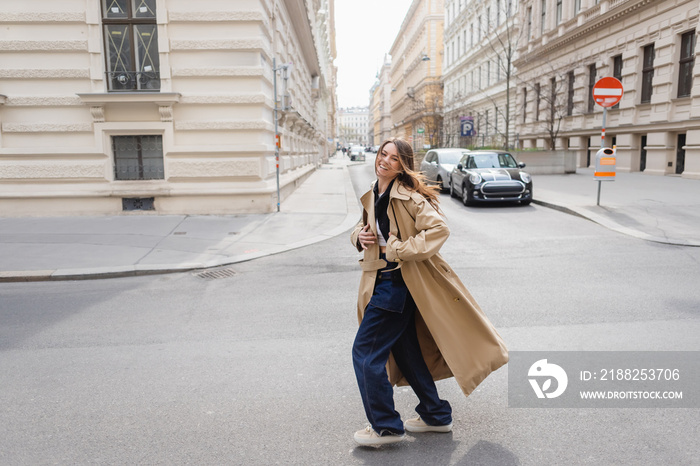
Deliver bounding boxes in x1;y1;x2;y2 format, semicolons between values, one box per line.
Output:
0;160;698;282
0;154;362;282
533;168;700;247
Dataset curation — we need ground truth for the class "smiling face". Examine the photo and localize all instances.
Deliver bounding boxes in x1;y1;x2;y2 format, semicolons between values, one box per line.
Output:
375;142;402;183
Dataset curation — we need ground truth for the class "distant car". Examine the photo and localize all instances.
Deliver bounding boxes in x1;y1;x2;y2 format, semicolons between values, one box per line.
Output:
420;148;466;192
349;145;366;161
449;150;532;206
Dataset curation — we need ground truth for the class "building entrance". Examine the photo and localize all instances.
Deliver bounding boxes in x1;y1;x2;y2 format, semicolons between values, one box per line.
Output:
676;134;686;174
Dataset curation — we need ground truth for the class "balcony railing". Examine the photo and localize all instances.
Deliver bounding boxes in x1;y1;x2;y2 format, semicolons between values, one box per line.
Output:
106;70;161;92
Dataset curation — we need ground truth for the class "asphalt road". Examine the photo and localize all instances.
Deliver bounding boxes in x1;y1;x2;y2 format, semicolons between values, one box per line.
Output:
1;157;698;465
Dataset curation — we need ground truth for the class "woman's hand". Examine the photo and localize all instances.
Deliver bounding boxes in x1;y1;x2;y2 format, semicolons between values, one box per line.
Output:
358;224;377;250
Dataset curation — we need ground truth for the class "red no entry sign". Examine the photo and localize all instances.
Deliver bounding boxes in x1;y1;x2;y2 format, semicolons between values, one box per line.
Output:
593;77;623;107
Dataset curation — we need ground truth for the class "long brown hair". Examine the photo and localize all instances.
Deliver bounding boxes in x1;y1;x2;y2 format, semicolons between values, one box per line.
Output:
377;137;442;215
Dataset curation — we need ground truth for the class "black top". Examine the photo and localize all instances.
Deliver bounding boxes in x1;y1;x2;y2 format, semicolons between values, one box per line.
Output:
373;179;395;243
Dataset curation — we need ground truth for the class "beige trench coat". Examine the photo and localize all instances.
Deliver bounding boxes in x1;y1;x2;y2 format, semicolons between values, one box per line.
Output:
351;181;508;397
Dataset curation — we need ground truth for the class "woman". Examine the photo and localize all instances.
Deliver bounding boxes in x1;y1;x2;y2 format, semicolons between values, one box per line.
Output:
350;138;508;447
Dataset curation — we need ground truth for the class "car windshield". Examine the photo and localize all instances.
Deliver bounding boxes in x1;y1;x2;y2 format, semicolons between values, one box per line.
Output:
439;152;463;164
468;153;518;169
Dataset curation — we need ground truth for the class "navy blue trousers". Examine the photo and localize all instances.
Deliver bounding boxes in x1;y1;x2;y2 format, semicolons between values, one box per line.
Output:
352;266;452;435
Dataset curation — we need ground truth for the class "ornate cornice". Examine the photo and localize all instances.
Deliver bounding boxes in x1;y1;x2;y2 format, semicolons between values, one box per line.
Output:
283;0;321;76
517;0;656;64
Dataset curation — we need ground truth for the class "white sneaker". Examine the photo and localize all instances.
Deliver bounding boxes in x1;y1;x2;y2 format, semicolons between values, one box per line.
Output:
353;426;405;446
404;417;452;433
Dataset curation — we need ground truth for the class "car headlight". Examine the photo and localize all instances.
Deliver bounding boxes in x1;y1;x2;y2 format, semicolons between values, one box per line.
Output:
520;172;531;183
469;173;482;184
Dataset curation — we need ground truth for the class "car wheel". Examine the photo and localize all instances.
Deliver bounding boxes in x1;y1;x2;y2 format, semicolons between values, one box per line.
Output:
436;176;445;193
521;199;531;206
462;184;474;206
449;178;457;198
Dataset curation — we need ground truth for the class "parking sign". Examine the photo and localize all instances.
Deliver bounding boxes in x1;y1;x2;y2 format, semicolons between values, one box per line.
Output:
460;116;474;137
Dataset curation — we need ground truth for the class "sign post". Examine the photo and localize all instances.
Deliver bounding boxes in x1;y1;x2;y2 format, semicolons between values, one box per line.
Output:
592;77;623;205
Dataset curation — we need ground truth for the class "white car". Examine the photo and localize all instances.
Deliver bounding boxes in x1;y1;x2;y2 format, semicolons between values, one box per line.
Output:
420;148;467;192
349;145;366;161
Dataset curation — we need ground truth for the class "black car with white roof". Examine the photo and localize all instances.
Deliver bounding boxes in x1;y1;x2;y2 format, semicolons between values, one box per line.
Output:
449;150;532;206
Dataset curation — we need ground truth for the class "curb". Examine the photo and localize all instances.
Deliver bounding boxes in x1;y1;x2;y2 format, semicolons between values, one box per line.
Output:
533;199;700;247
0;165;362;283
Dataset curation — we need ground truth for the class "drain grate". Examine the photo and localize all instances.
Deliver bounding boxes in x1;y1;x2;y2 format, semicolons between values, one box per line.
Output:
194;268;237;280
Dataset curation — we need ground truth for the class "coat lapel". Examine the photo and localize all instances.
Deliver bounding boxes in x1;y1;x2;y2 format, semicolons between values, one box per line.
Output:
388;182;411;239
360;182;377;237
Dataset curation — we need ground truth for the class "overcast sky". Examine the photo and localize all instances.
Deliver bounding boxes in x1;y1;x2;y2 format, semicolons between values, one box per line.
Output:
334;0;413;109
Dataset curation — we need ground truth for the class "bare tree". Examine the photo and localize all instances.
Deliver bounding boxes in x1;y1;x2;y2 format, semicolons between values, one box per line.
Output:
406;82;443;150
441;90;465;147
516;59;584;150
442;0;524;150
481;0;524;149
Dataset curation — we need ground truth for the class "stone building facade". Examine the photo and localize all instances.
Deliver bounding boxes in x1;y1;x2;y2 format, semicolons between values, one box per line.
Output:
337;106;370;146
371;54;393;145
0;0;337;216
515;0;699;178
389;0;445;151
443;0;519;149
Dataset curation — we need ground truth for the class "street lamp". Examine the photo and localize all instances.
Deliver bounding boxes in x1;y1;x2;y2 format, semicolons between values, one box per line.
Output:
272;58;291;213
421;54;430;61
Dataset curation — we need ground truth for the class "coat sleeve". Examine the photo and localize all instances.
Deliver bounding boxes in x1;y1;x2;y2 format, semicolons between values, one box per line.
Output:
350;219;364;252
385;197;449;262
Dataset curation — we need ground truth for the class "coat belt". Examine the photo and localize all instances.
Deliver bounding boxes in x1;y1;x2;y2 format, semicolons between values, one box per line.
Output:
359;258;391;272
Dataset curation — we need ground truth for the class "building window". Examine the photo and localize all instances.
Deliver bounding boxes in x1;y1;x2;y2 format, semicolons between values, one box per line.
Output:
574;0;581;14
678;31;696;98
550;77;556;122
567;71;575;116
496;0;501;26
527;7;532;39
523;87;528;122
102;0;160;91
587;64;596;112
485;109;489;136
113;135;164;180
613;55;623;109
556;0;562;24
641;43;655;103
495;106;499;133
535;82;541;120
613;55;623;81
541;0;546;35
